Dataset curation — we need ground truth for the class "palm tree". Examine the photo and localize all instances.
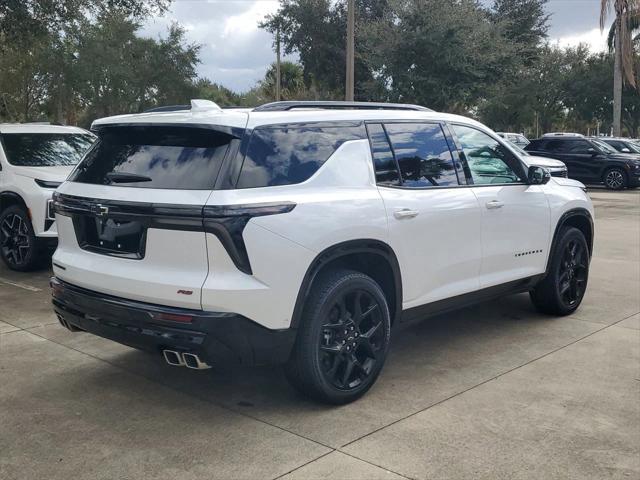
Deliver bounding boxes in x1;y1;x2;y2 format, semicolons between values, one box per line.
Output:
600;1;639;136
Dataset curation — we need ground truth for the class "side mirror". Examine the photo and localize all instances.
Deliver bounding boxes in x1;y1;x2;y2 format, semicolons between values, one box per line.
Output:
587;147;598;155
621;148;630;153
528;165;551;185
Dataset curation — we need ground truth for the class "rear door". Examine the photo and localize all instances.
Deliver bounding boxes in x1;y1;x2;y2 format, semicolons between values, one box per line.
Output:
53;125;242;309
367;121;482;309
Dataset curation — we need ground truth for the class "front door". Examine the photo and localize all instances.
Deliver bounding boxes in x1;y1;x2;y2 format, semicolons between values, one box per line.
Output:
449;124;551;288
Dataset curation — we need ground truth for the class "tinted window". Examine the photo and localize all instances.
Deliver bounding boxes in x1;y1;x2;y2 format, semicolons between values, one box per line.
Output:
384;123;458;187
524;139;545;151
452;124;523;185
366;123;399;185
545;139;570;152
1;133;94;167
566;140;593;154
237;124;365;188
70;126;232;189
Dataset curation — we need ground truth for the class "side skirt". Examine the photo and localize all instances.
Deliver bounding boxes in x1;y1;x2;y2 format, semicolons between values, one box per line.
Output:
400;275;544;324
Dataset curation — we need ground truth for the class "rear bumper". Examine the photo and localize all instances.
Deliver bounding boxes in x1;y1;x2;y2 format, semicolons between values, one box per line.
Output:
50;277;296;366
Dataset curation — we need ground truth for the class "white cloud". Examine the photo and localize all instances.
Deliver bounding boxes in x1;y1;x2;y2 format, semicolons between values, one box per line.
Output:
139;0;284;92
551;28;609;53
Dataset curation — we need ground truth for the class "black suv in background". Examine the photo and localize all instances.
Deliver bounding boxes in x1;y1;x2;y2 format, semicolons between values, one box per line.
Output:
595;137;640;155
525;135;640;190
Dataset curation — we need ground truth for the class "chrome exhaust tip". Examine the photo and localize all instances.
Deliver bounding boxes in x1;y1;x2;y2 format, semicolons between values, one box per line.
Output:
163;350;185;367
183;352;211;370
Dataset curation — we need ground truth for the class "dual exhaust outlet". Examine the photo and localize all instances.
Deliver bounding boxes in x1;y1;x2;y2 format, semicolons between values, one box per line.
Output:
163;350;211;370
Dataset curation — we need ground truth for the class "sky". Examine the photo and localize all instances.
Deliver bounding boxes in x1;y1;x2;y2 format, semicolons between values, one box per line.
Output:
140;0;610;93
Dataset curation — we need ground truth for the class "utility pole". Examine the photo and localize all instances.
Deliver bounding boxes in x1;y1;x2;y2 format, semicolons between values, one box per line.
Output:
345;0;355;101
275;24;282;102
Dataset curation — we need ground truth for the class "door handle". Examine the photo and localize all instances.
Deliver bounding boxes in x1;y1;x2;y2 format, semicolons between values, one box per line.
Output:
394;208;419;219
485;200;504;209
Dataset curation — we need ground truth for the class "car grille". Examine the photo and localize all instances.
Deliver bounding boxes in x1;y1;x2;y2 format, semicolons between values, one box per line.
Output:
550;170;568;178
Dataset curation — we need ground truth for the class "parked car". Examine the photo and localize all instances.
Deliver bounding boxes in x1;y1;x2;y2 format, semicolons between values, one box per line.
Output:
51;100;594;404
0;124;95;270
525;134;640;190
496;132;530;147
504;140;568;178
595;137;640;155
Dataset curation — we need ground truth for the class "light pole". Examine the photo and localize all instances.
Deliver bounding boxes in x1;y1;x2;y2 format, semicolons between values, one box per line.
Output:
345;0;354;101
276;24;282;101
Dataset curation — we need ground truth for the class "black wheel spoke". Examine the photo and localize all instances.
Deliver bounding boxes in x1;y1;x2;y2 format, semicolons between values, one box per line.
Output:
316;285;386;391
341;357;356;387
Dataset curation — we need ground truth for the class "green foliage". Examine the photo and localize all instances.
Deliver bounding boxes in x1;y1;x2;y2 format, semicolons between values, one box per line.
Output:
0;6;199;125
260;61;309;100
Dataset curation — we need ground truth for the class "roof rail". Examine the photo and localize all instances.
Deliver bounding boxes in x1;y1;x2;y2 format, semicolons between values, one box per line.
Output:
253;101;432;112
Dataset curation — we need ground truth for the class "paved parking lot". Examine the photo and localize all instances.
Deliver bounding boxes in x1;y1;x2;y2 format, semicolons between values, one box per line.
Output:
1;189;638;480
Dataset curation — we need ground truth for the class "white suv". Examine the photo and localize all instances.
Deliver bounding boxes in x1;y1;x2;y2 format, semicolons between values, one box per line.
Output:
51;100;594;404
0;124;95;270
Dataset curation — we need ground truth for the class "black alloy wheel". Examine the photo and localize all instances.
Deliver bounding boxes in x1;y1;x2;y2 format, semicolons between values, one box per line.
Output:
530;226;590;316
557;238;588;309
285;269;391;404
603;168;627;190
0;206;41;271
318;289;385;390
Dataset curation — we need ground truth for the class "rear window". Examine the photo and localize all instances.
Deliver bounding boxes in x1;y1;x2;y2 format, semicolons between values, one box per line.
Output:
1;133;95;167
236;124;366;188
69;126;234;190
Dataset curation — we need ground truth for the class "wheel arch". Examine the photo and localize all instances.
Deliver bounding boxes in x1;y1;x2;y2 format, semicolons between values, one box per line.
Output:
547;208;594;272
0;191;28;213
290;239;403;328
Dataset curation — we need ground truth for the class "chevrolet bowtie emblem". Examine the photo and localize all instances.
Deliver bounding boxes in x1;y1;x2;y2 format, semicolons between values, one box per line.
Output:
93;204;109;217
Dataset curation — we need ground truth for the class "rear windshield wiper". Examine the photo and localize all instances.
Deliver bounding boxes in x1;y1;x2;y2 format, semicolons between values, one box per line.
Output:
106;172;152;183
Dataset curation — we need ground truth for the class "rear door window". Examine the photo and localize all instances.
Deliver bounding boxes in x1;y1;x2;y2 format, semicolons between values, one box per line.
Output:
237;124;365;188
384;122;459;188
69;126;234;190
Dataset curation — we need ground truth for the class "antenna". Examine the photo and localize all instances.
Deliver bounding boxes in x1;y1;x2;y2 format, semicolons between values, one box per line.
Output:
190;99;222;112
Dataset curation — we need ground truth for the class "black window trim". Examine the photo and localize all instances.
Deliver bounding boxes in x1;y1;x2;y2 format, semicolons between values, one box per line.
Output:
364;120;466;191
446;122;529;187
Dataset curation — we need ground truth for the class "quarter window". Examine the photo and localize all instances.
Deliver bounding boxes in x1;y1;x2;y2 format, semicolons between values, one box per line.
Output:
237;124;365;188
451;124;523;185
384;123;459;188
366;123;399;185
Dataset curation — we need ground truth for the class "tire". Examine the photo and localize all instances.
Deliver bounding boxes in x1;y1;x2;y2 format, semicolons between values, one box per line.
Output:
285;269;391;404
603;167;627;190
530;227;590;316
0;205;43;271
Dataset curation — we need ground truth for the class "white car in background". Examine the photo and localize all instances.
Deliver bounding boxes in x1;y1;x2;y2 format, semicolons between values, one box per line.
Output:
0;124;95;270
496;132;530;148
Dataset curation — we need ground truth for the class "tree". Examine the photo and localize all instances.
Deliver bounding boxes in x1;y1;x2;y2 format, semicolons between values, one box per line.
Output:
260;61;308;100
600;0;639;135
488;0;550;65
260;0;388;100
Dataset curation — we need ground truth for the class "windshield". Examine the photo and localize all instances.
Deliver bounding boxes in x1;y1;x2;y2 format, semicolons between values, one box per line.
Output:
592;139;618;154
1;133;95;167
